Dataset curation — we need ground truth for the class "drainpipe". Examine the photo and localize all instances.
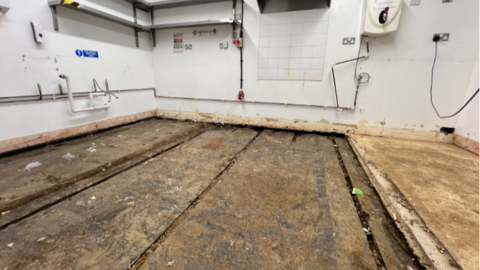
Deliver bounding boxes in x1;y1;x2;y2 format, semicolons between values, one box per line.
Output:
59;74;111;113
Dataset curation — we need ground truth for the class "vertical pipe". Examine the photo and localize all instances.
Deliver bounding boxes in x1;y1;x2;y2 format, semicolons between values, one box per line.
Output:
150;7;156;48
353;75;361;108
232;0;236;44
133;4;139;47
240;0;244;90
331;66;339;108
64;76;76;113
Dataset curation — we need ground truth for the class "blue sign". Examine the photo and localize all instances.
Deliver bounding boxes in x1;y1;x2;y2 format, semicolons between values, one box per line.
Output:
75;49;99;58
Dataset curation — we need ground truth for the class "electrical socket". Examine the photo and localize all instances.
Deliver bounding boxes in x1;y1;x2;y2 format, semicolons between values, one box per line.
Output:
410;0;420;6
432;33;450;42
342;37;356;45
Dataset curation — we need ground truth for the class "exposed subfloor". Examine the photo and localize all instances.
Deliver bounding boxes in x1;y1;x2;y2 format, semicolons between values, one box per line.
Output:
350;135;479;270
0;119;426;269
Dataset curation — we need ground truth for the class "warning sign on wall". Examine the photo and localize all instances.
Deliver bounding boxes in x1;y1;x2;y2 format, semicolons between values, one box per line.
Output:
173;33;183;52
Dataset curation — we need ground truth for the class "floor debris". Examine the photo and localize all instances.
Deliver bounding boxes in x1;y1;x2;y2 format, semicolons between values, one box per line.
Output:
19;162;41;172
167;260;174;267
62;153;77;161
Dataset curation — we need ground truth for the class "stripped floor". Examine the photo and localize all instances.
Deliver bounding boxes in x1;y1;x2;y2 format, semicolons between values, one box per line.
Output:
0;119;419;270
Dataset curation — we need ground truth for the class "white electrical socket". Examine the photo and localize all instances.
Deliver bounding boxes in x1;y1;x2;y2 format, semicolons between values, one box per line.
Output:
410;0;421;6
31;21;45;43
0;0;11;13
219;42;228;49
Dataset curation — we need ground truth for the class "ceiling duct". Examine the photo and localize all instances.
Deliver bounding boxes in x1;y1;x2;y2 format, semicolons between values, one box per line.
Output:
256;0;330;14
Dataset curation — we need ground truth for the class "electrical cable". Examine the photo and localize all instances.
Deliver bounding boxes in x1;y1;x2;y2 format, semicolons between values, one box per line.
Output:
430;41;479;119
354;35;370;84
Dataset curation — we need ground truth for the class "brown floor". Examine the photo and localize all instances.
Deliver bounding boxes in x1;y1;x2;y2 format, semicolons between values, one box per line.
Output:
0;119;429;269
351;135;479;270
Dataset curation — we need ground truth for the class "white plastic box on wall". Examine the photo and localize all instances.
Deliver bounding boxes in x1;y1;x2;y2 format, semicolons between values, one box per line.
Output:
362;0;403;37
0;0;10;14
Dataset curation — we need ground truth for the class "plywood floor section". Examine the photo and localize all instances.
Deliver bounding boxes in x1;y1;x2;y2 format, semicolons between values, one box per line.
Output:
0;120;420;270
351;134;479;270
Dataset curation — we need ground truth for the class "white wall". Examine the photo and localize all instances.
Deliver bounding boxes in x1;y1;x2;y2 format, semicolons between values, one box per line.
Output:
153;0;479;133
455;51;479;142
0;0;156;142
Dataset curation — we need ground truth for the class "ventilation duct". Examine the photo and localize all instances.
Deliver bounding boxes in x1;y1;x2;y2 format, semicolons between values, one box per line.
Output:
256;0;330;14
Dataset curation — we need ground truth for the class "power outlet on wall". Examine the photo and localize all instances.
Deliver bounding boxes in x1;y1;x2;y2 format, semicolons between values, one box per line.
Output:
410;0;420;6
433;33;450;42
342;37;356;45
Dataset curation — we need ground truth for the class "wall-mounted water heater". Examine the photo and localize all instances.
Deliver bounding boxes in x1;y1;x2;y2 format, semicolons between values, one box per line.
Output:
0;0;10;14
362;0;403;37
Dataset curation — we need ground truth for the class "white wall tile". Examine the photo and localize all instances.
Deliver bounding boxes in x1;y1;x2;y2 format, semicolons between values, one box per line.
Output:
289;59;300;70
269;24;281;36
269;48;279;58
291;23;304;35
278;69;289;80
279;47;290;58
269;36;280;47
304;69;323;81
290;47;302;58
259;37;270;48
258;69;268;80
290;35;303;47
259;48;269;59
268;59;279;69
303;23;316;34
301;46;313;58
281;13;293;24
312;46;326;58
312;58;325;70
315;21;328;34
260;14;270;25
268;69;278;79
270;13;283;25
257;9;328;81
259;58;269;69
300;59;312;69
301;10;317;22
280;36;291;47
288;70;302;80
313;34;327;46
291;11;304;23
279;59;289;69
260;25;270;37
302;34;315;46
281;24;292;36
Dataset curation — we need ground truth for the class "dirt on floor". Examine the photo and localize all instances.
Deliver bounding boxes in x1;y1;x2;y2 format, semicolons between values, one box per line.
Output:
351;134;479;270
0;119;435;270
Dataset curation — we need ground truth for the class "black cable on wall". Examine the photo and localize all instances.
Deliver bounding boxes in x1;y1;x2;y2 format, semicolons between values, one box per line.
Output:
430;40;479;119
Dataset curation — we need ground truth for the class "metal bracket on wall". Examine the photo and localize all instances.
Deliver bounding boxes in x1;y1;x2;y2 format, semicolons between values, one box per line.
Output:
37;84;43;100
51;6;59;31
48;1;151;48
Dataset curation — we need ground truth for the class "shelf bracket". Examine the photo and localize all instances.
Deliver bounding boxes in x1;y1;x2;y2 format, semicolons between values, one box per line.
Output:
51;6;59;31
